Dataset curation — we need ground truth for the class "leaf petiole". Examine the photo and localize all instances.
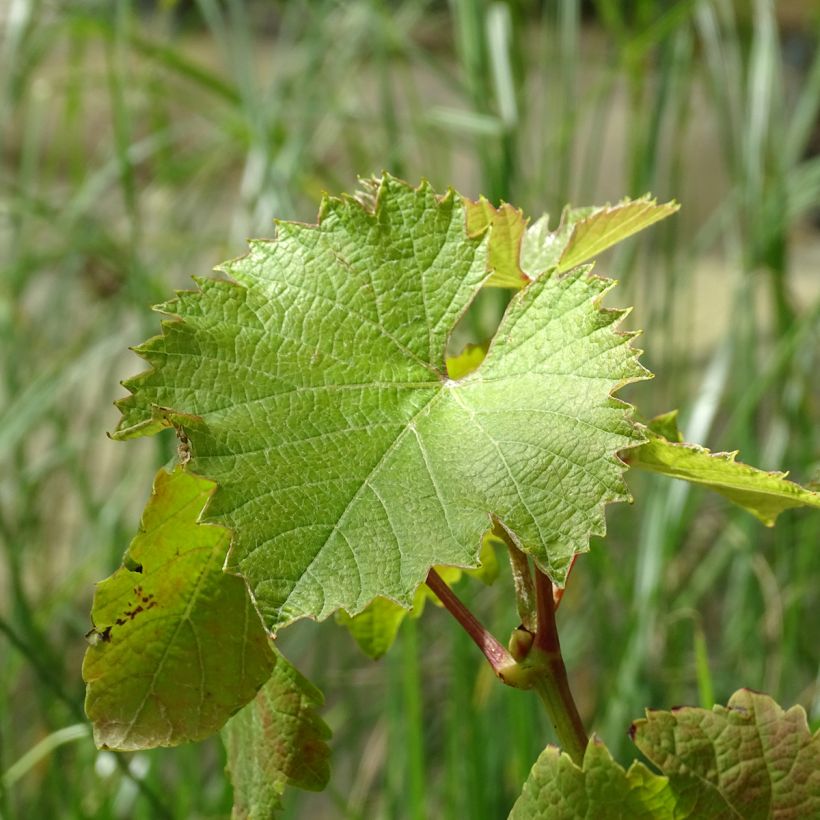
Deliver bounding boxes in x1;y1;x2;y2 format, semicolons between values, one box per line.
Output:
425;568;518;682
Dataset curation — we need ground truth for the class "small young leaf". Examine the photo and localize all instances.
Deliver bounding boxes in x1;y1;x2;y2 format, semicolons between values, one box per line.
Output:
445;342;489;379
464;197;529;288
556;197;680;273
335;595;415;660
223;646;331;818
517;196;678;282
510;739;676;819
113;175;649;632
519;214;569;279
82;466;275;751
631;689;820;819
625;412;820;525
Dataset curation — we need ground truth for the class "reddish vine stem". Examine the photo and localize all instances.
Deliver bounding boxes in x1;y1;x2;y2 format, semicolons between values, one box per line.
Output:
533;567;560;655
531;566;589;764
426;565;589;764
425;568;515;677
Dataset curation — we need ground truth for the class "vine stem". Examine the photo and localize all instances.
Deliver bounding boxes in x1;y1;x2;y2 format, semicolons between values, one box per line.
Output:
425;568;516;679
426;565;589;765
531;567;588;765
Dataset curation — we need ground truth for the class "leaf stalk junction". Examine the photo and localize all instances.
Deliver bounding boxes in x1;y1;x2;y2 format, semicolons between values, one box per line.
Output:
426;559;589;765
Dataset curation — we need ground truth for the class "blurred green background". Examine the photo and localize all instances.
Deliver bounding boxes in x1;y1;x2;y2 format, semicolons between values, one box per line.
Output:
1;0;819;817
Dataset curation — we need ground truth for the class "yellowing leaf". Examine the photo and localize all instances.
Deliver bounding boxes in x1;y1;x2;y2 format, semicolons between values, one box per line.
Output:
83;467;275;751
446;343;489;380
464;196;530;288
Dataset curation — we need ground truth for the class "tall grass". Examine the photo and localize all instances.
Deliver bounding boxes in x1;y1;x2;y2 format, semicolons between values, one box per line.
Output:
1;0;818;816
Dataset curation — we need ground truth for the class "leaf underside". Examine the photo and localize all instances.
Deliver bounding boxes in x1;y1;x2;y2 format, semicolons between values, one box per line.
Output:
626;411;820;525
222;646;331;819
112;175;651;632
512;690;819;819
82;466;275;751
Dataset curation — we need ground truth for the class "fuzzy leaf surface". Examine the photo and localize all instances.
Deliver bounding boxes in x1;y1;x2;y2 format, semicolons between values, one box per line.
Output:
631;689;820;819
113;175;647;631
509;740;676;819
83;467;275;751
222;647;331;818
626;412;820;525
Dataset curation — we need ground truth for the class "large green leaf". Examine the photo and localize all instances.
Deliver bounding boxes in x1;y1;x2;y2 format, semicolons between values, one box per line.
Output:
223;646;331;818
512;690;819;819
113;175;648;631
625;411;820;525
82;466;275;751
510;740;676;819
631;689;820;819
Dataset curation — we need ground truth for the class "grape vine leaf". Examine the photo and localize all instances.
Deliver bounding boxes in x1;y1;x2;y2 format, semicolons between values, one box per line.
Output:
520;214;568;279
445;342;490;379
518;196;679;280
509;739;676;819
112;175;652;632
335;595;412;660
512;690;819;819
625;411;820;525
556;197;680;273
631;689;820;819
465;197;529;287
222;646;331;818
82;466;275;751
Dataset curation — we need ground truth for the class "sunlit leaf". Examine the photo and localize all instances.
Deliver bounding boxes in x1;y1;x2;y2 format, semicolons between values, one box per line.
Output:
112;175;649;633
557;197;680;273
464;196;529;288
445;342;489;379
